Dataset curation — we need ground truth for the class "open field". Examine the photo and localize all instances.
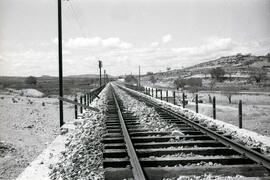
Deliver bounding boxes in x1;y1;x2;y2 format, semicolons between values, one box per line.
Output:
183;92;270;136
0;75;103;95
0;90;75;179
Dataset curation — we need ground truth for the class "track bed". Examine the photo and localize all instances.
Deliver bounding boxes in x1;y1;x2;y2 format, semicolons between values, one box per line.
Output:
103;85;270;180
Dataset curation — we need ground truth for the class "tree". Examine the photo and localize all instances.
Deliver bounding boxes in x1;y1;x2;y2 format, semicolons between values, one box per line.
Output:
210;67;226;82
185;78;202;95
166;67;171;71
174;78;186;90
249;68;267;84
124;75;138;84
222;86;239;104
185;78;202;87
25;76;37;85
146;72;154;76
149;75;157;85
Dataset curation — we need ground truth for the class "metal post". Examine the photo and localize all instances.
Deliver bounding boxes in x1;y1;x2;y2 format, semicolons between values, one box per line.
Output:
213;96;216;119
195;94;199;113
58;0;64;127
166;90;168;102
90;92;92;103
99;60;102;87
86;93;88;106
239;100;242;128
160;90;163;100
182;93;185;108
173;91;176;105
87;93;90;106
151;88;154;97
74;97;78;119
84;94;86;108
80;96;83;113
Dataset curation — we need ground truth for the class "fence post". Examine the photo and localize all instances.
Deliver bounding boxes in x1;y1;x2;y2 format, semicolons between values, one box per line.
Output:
152;88;154;97
213;96;216;119
239;100;242;128
80;96;83;113
173;91;176;105
195;94;199;113
74;96;78;119
166;90;168;102
182;93;185;108
86;93;88;106
160;90;163;100
84;94;87;108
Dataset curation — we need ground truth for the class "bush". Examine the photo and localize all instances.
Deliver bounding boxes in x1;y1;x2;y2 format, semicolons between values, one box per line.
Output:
174;78;202;90
25;76;37;85
210;67;225;82
149;75;157;84
124;75;138;85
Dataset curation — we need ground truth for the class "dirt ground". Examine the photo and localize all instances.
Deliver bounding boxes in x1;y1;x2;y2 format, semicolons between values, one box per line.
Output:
0;90;74;179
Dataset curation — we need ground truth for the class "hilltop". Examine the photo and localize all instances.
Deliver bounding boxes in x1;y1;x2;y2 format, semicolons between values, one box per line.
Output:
141;53;270;90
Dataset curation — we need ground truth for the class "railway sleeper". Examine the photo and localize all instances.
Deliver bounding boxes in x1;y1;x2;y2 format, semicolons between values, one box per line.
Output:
104;156;255;168
103;147;244;158
104;165;270;180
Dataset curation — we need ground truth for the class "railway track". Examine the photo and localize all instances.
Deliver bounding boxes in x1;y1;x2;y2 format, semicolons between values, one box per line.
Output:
103;85;270;180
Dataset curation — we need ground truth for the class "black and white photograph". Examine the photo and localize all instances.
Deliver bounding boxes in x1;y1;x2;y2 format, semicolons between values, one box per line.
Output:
0;0;270;179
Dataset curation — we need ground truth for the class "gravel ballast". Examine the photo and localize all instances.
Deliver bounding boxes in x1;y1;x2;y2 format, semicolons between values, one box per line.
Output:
49;85;110;180
113;84;178;132
117;83;270;153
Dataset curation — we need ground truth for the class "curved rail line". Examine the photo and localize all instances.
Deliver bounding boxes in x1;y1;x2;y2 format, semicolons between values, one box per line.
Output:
103;85;270;180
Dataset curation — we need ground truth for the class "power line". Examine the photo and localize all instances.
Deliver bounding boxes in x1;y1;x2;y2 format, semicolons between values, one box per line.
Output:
67;0;87;38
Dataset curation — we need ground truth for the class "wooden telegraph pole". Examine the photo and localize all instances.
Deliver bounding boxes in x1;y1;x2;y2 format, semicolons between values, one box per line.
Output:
58;0;64;127
99;60;102;87
104;69;106;85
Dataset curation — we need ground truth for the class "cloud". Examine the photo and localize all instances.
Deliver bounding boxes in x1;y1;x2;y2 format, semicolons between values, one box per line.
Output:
0;55;4;61
172;38;235;57
102;37;132;49
66;37;101;48
64;36;132;49
149;42;159;47
162;34;172;43
1;37;269;76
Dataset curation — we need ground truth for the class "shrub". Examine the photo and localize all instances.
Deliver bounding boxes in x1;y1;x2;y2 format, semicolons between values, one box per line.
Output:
149;75;157;84
25;76;37;85
210;67;225;82
124;75;138;85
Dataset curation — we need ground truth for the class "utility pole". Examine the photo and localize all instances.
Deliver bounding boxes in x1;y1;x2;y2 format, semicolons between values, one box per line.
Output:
99;60;102;87
104;69;106;85
58;0;64;127
139;66;141;87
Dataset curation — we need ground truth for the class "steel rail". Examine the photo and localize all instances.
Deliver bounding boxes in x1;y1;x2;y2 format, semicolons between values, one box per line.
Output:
118;84;270;171
112;90;147;180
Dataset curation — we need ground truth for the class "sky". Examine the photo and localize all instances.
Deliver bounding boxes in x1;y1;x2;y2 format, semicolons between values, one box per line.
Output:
0;0;270;76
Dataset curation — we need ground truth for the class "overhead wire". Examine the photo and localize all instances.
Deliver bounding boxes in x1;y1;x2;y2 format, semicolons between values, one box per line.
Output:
67;0;87;38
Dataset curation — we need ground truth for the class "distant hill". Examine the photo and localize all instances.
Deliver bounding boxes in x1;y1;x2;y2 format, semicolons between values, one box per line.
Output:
149;53;270;79
66;74;101;78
